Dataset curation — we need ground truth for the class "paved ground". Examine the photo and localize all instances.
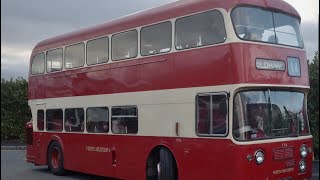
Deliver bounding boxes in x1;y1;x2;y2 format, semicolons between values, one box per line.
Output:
313;162;319;180
1;150;319;180
1;150;115;180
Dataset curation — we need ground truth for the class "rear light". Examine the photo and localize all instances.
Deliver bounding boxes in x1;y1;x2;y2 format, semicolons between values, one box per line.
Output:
26;121;33;145
254;149;265;164
300;144;308;158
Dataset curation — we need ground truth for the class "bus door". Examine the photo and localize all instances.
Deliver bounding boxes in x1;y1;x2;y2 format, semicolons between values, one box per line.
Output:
190;92;229;179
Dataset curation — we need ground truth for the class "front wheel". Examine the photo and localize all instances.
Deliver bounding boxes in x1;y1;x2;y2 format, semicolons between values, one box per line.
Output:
48;141;65;175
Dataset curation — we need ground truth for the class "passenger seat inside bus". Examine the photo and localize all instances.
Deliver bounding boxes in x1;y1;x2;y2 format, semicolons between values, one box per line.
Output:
112;119;127;134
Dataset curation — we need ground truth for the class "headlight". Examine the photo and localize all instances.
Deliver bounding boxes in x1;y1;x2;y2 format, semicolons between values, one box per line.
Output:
254;150;265;164
299;159;306;172
300;144;308;158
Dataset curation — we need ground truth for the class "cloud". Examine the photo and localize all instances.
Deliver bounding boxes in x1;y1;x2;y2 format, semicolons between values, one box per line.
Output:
301;20;319;60
2;45;31;63
1;0;175;80
1;63;29;80
1;0;174;46
283;0;318;22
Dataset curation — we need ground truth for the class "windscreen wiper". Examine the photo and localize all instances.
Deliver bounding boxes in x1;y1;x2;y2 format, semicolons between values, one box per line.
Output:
283;106;299;137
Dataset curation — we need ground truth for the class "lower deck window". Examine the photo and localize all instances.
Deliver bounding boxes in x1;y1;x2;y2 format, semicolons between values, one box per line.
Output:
65;108;84;132
37;110;44;131
46;109;63;131
111;106;138;134
86;107;109;133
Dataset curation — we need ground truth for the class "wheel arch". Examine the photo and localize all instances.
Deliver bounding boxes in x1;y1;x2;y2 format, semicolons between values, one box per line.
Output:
46;135;65;165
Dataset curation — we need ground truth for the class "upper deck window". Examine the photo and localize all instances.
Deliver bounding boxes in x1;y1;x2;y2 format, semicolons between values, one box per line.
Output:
175;10;226;50
31;53;45;75
231;6;303;48
65;43;85;69
112;30;138;61
87;36;109;65
141;21;172;56
46;48;63;72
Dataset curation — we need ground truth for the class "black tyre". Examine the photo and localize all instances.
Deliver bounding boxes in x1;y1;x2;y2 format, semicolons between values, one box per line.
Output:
48;141;65;175
146;153;159;180
159;148;177;180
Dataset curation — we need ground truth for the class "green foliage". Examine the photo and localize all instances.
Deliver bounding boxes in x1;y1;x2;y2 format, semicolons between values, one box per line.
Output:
1;77;31;140
308;51;319;159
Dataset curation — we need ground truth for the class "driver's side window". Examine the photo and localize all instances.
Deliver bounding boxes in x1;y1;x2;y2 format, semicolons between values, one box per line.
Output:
196;92;228;136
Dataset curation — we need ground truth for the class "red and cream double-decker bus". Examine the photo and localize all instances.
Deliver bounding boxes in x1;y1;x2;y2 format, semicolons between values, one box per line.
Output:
26;0;313;179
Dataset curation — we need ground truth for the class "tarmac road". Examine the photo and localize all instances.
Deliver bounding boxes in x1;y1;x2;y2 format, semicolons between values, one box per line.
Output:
1;150;114;180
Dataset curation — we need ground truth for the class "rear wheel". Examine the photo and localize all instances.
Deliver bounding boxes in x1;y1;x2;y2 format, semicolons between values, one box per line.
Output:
159;148;176;180
48;141;65;175
147;147;177;180
146;153;159;180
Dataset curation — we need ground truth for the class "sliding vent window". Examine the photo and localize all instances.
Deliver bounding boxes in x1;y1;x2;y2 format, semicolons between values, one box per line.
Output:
31;53;45;75
46;48;63;72
112;30;138;61
87;37;109;65
65;43;85;69
141;21;172;56
175;10;226;50
111;106;138;134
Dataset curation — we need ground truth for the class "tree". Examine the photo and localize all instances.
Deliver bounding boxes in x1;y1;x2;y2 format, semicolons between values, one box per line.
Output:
1;77;31;140
307;51;319;159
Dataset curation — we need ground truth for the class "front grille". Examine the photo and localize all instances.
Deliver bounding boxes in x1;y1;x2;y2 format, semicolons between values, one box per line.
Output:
274;147;294;160
285;159;295;167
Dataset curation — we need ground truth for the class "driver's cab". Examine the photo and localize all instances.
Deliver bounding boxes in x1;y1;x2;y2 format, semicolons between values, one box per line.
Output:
232;89;306;141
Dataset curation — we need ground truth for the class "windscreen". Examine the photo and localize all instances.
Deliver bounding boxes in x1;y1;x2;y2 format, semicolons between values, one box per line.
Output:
231;6;303;48
233;90;310;141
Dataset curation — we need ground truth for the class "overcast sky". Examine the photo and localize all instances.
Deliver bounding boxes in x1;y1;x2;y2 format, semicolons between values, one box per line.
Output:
1;0;319;80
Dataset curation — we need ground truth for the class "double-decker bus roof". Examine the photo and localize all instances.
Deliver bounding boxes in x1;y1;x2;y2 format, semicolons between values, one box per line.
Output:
32;0;300;54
